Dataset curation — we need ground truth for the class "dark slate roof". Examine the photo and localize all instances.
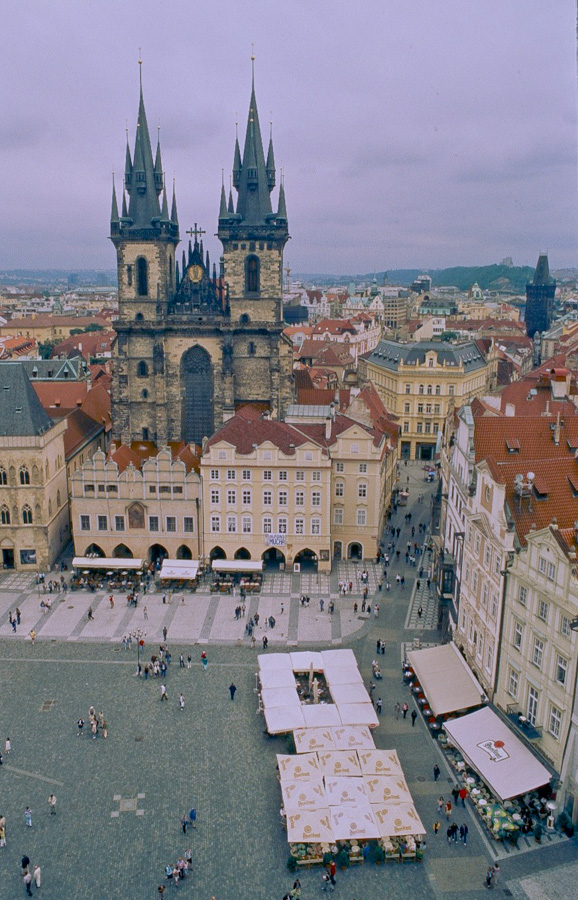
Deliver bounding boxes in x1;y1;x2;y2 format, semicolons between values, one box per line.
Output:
0;362;54;437
19;358;89;381
365;339;488;373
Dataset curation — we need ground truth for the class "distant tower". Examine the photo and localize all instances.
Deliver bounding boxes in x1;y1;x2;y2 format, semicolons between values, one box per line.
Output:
525;253;556;338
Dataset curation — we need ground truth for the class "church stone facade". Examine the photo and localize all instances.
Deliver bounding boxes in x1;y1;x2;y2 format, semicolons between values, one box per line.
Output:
110;72;293;447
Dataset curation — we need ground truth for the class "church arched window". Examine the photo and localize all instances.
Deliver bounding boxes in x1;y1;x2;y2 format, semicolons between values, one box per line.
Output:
0;505;10;525
141;389;149;399
137;257;148;296
137;361;149;378
248;342;256;356
135;312;144;322
0;466;6;485
19;465;30;485
22;505;33;524
245;255;260;294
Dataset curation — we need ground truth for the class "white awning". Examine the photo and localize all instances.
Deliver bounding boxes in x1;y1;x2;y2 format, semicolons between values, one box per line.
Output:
329;682;372;705
332;725;375;752
373;802;425;838
281;779;326;811
263;705;306;735
301;704;342;728
258;652;294;674
72;557;144;571
293;727;337;754
159;560;199;580
286;808;334;843
261;687;302;709
277;753;321;782
443;707;551;802
212;559;263;573
324;776;368;807
406;641;485;717
363;774;412;804
358;749;403;777
317;750;362;778
337;703;379;728
329;803;380;840
290;651;324;672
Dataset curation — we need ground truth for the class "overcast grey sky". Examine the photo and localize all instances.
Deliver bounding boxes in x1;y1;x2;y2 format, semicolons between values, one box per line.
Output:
0;0;576;274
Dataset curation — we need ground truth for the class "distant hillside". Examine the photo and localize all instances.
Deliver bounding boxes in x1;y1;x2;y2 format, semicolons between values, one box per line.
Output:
294;265;537;292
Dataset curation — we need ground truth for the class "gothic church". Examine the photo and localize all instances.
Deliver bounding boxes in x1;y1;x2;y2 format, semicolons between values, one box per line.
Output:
110;68;293;446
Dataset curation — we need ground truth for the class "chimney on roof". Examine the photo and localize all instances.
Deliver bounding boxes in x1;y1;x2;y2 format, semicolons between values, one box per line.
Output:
554;411;561;446
505;402;515;417
325;417;332;440
551;517;558;529
530;523;536;531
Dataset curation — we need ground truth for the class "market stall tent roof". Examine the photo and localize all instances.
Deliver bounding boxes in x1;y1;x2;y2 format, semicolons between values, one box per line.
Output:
373;802;425;838
321;649;357;668
443;707;551;801
159;560;199;580
290;651;324;672
324;776;368;807
317;750;362;778
363;775;412;804
261;687;302;709
329;682;372;705
263;705;305;735
337;703;379;728
329;803;380;840
332;725;375;752
258;668;296;690
277;753;321;782
281;778;326;811
358;749;403;777
322;666;364;686
286;808;334;843
72;557;144;570
212;559;263;573
301;704;342;728
258;653;293;674
293;728;336;754
406;641;485;717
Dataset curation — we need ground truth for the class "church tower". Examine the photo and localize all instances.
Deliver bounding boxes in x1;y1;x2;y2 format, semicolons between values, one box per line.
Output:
110;66;179;443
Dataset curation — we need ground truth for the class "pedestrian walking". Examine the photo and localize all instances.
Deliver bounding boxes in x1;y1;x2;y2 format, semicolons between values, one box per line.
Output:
109;595;114;608
433;820;441;836
262;635;268;650
459;786;467;807
181;813;188;834
280;602;284;614
179;654;185;668
417;604;422;618
401;702;408;719
373;603;379;618
492;862;500;885
16;607;21;625
143;605;148;620
484;866;493;889
394;701;401;719
187;654;192;669
33;864;41;888
23;870;33;896
444;800;452;821
29;630;36;645
189;807;197;829
162;626;168;641
437;797;445;814
77;717;84;736
433;764;440;782
376;697;382;714
24;806;32;827
48;793;56;815
5;737;11;755
179;693;185;711
87;606;94;620
411;709;417;727
460;823;468;845
201;651;208;671
229;683;237;701
160;684;168;701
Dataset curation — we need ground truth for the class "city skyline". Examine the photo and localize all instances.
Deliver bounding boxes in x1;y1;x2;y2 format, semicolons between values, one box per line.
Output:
0;0;576;273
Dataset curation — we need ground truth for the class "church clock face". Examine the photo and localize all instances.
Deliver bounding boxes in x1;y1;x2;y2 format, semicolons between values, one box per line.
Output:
188;265;203;283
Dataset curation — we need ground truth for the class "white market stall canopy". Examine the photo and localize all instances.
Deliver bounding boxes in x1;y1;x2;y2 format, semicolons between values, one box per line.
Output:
332;725;375;752
329;803;380;840
317;750;362;778
443;707;552;802
258;669;297;690
72;557;144;571
373;802;425;838
321;649;358;668
277;753;321;781
159;559;199;580
337;703;379;728
324;776;368;807
406;641;485;717
294;728;337;754
290;651;324;672
261;687;302;709
258;653;294;674
363;775;412;805
212;559;263;573
301;704;342;728
264;706;306;734
329;682;372;705
281;779;326;811
322;666;364;686
286;808;334;844
358;749;403;777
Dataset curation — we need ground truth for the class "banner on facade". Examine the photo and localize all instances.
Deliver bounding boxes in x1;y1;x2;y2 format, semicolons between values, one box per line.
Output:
266;533;286;547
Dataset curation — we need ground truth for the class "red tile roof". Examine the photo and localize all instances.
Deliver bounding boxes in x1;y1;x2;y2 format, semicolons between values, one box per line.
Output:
33;381;88;410
205;405;325;456
62;408;104;459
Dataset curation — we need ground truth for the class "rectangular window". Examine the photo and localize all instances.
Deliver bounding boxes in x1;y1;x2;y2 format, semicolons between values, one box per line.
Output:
278;490;288;506
242;469;251;481
405;383;411;394
508;667;519;698
357;508;367;526
334;507;343;525
210;469;219;480
532;637;544;669
278;470;288;481
263;451;273;460
97;515;108;531
227;516;237;533
484;546;491;567
295;490;305;506
242;490;251;505
538;556;547;575
549;705;562;739
311;491;321;507
218;450;227;460
84;483;95;492
556;655;568;685
424;421;431;434
472;571;478;592
527;686;539;726
278;517;287;533
80;515;90;531
106;485;118;493
296;470;305;481
335;462;344;473
226;489;236;505
449;385;455;396
226;469;236;480
518;585;527;606
561;615;571;637
242;516;252;533
149;485;156;494
416;422;423;434
417;403;424;414
481;583;488;608
312;470;321;481
295;518;304;534
425;403;432;414
263;517;272;533
184;517;194;533
149;516;159;532
174;486;183;494
263;490;272;506
166;516;176;533
485;642;493;671
210;489;220;504
311;517;321;535
350;443;359;453
434;404;440;415
475;534;481;555
491;594;498;619
404;403;410;414
357;483;367;498
211;515;220;532
358;463;367;473
159;486;170;494
263;470;272;481
547;561;556;581
538;600;548;622
115;516;125;532
514;622;523;649
403;422;409;433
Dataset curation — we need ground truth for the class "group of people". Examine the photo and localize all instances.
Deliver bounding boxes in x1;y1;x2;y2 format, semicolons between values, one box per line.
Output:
20;856;41;896
8;607;22;632
77;706;108;739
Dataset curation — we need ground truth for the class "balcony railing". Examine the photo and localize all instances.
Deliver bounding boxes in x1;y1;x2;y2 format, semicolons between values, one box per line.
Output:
506;704;543;741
